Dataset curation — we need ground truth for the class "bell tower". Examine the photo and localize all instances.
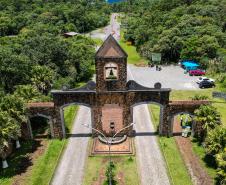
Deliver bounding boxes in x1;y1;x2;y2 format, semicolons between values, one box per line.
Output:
95;35;128;92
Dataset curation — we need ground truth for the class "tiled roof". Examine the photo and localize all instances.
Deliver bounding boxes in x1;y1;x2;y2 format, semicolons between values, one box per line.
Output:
27;102;54;108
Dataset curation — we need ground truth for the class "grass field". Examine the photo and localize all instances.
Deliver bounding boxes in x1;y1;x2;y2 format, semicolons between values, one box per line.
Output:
24;139;67;185
149;104;192;185
64;105;79;134
0;105;78;185
119;32;149;65
83;155;140;185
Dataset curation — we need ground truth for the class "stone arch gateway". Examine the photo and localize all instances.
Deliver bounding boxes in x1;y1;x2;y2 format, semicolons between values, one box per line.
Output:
26;35;209;139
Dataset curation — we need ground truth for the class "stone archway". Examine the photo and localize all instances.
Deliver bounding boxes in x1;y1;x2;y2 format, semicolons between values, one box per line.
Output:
130;101;165;134
26;102;55;139
59;102;93;138
170;112;195;136
28;114;54;139
165;100;210;136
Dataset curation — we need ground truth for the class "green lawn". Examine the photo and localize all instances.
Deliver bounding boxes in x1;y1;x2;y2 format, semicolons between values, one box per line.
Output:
0;105;78;185
119;32;149;65
64;105;79;134
83;156;140;185
149;104;192;185
24;139;67;185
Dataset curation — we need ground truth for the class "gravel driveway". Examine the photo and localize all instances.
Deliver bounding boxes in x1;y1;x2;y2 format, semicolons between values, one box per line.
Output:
51;106;91;185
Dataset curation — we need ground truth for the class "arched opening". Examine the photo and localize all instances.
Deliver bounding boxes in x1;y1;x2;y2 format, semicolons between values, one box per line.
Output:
29;114;52;138
60;103;92;137
171;112;195;137
131;101;164;134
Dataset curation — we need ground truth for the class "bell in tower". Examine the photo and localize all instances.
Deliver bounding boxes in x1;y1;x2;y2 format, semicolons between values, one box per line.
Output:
95;35;128;92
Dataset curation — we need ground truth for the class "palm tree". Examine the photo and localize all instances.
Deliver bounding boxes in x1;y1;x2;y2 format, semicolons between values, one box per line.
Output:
205;126;226;155
0;94;27;124
31;65;54;95
0;110;21;168
0;95;26;168
194;105;221;142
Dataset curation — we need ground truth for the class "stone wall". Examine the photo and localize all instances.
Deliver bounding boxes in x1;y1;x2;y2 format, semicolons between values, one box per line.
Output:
161;100;210;136
95;58;127;92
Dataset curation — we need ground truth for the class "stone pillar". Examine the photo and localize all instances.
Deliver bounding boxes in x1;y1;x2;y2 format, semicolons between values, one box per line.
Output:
159;105;170;136
92;106;103;137
49;118;54;138
158;105;164;135
21;119;33;139
52;107;65;138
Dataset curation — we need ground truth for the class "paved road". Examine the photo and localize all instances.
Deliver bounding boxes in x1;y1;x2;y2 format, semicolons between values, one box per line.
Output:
89;13;120;41
128;67;171;185
129;64;200;90
51;107;91;185
133;105;171;185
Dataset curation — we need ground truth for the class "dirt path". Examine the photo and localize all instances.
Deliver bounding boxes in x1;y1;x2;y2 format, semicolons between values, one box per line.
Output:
174;120;213;185
11;139;48;185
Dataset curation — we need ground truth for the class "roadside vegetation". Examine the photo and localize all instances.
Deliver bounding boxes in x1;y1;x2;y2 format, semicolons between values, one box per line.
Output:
149;104;192;185
119;0;226;63
119;32;148;65
170;90;226;184
0;0;108;182
83;156;139;185
0;105;78;185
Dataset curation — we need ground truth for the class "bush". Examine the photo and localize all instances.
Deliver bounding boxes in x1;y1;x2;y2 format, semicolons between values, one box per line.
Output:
205;127;226;156
192;94;209;100
216;150;226;185
104;161;117;185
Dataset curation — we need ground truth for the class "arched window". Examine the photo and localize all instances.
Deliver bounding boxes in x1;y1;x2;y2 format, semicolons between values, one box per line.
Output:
104;62;118;80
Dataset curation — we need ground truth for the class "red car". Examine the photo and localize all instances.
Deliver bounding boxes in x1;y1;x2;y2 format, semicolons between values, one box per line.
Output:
189;69;205;76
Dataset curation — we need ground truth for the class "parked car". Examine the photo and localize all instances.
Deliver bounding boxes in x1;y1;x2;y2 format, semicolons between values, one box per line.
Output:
199;80;215;88
196;77;215;84
189;69;205;76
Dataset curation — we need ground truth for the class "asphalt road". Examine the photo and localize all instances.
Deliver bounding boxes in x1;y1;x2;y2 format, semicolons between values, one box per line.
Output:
51;107;91;185
128;67;171;185
89;13;120;41
128;64;200;90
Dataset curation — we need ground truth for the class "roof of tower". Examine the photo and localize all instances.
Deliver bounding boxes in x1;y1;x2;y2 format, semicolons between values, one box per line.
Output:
95;34;128;58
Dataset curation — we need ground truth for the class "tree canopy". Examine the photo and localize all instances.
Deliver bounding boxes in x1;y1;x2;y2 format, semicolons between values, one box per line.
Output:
120;0;226;63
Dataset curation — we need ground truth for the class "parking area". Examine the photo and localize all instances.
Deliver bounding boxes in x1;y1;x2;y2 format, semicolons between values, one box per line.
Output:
128;65;201;90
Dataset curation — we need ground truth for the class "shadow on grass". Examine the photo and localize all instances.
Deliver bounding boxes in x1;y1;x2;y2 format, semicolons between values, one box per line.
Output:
192;138;218;170
203;154;217;169
0;140;42;179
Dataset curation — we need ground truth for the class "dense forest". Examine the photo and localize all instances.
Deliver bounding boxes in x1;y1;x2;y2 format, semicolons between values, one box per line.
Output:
0;0;110;95
120;0;226;65
0;0;226;183
0;0;109;158
114;0;226;89
115;1;226;183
